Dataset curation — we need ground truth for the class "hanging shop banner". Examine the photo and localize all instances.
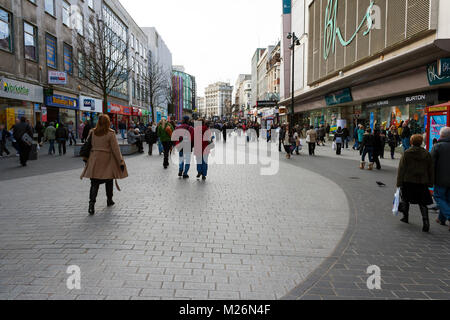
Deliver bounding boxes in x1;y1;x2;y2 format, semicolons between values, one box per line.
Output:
325;88;353;106
283;0;291;14
42;107;47;123
132;107;142;116
48;71;67;85
256;101;278;108
79;95;103;113
45;94;79;110
107;103;131;115
0;77;44;103
370;112;375;131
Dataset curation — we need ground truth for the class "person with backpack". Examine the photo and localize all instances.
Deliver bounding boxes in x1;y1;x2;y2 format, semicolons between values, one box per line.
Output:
81;114;128;216
157;118;174;169
12;117;33;167
55;122;69;156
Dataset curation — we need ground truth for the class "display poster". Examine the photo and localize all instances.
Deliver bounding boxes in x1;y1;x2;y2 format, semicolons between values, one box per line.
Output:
6;108;15;130
46;35;57;69
41;107;47;123
429;115;447;151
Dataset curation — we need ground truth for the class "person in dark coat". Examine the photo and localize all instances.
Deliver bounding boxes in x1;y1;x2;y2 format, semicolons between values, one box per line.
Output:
431;127;450;231
373;129;383;170
360;128;375;170
387;125;398;159
12;117;33;167
396;134;434;232
82;121;91;143
144;122;158;156
55;123;69;156
35;121;44;145
333;127;344;155
0;123;11;157
342;126;350;149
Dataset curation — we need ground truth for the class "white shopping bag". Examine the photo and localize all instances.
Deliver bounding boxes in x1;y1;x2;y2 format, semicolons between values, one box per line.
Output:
392;188;400;216
332;141;336;150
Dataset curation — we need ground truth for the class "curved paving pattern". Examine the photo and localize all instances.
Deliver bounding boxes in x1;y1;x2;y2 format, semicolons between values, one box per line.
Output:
0;141;349;300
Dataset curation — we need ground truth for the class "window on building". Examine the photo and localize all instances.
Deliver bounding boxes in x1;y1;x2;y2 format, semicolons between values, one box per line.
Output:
131;34;134;49
87;22;94;42
87;0;94;10
44;0;55;16
75;11;84;36
0;8;12;52
24;22;37;61
62;1;70;26
45;34;57;69
78;52;85;78
63;43;73;74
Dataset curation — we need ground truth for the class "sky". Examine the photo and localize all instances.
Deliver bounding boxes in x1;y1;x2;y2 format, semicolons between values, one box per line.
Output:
120;0;282;96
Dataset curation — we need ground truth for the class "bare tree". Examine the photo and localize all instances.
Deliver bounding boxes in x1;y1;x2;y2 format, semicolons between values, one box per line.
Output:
140;59;170;122
76;14;131;113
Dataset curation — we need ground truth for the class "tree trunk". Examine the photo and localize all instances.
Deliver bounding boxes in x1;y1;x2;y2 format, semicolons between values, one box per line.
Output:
103;92;108;114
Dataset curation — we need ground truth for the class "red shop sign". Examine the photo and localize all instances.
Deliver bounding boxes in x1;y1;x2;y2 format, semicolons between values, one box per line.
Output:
108;103;131;115
132;107;142;116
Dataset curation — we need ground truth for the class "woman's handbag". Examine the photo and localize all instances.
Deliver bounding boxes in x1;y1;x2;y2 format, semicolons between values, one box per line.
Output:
79;134;92;158
306;134;311;143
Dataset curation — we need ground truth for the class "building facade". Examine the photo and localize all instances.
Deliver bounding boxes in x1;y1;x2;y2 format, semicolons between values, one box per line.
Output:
234;74;251;113
280;0;450;135
251;48;265;109
204;82;233;119
172;69;196;121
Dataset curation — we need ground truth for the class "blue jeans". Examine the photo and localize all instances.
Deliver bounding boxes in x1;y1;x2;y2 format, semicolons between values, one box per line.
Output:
196;154;209;177
48;140;55;154
179;150;191;174
157;139;163;154
402;137;411;151
434;186;450;222
362;146;374;162
353;140;360;150
120;129;126;139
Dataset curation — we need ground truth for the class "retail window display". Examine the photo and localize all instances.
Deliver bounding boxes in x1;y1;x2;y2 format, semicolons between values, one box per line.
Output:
0;104;35;130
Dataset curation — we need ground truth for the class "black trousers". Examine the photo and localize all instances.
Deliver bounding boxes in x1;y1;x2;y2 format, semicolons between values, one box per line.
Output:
308;142;315;155
90;179;113;203
58;139;66;155
336;143;342;155
0;141;10;156
162;141;171;167
18;142;31;165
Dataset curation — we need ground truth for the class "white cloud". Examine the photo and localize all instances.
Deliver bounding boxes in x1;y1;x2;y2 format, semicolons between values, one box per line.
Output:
120;0;281;96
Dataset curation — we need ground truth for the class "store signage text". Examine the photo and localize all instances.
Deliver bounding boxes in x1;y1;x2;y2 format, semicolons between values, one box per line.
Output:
323;0;378;60
325;88;353;106
2;80;30;96
438;58;450;77
48;71;67;85
427;62;450;86
364;91;438;109
45;94;79;109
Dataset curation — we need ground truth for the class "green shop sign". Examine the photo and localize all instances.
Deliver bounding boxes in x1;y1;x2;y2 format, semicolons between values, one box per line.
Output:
3;80;29;96
323;0;374;60
438;58;450;77
427;61;450;86
325;88;353;106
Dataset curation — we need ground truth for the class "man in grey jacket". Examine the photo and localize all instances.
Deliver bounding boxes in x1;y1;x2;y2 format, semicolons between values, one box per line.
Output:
431;127;450;230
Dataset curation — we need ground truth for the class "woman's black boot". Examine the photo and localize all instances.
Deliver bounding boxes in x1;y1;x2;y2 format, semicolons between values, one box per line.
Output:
106;180;115;207
400;202;409;224
420;206;430;232
89;181;100;215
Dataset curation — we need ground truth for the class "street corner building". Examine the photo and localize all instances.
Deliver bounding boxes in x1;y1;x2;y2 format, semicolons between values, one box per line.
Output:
0;0;173;133
279;0;450;137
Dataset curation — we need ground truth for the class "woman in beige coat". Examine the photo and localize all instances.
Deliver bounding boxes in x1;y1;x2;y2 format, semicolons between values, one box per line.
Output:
81;114;128;215
306;125;317;156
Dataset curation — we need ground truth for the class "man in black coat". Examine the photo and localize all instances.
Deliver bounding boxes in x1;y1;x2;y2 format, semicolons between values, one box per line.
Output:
82;121;91;142
55;123;69;156
12;117;33;166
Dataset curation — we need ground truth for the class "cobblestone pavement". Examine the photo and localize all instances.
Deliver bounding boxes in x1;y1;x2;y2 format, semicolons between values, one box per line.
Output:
282;142;450;300
0;140;350;300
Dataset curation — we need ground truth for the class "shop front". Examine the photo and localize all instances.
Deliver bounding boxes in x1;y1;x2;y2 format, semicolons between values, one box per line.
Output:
131;107;143;125
44;91;79;128
0;77;44;129
363;90;447;134
107;102;131;129
79;95;103;128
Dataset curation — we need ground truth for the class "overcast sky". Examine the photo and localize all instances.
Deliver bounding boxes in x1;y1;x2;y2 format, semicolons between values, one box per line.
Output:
120;0;282;96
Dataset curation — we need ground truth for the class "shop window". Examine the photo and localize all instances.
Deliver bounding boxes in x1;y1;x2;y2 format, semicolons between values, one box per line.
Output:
0;8;12;53
24;22;37;61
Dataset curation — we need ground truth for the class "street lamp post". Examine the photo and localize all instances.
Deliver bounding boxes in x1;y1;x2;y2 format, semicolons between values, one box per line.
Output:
287;32;301;126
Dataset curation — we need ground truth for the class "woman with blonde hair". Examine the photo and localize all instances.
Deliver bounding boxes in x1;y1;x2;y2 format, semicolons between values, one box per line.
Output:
81;114;128;215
